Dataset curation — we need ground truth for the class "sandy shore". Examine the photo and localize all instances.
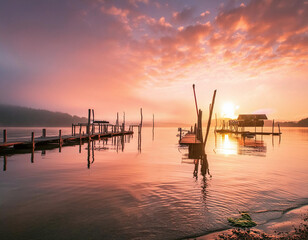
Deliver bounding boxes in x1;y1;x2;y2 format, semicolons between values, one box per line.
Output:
186;204;308;239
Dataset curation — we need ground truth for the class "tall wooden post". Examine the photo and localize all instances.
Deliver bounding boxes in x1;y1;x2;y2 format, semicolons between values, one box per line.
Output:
59;130;62;145
71;124;74;136
42;129;46;138
272;119;275;134
31;132;35;149
278;124;281;135
140;108;143;127
3;129;7;143
204;89;217;148
87;109;91;135
179;128;182;141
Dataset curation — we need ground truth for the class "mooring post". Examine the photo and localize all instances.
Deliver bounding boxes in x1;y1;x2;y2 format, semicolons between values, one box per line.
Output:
31;132;35;149
272;119;275;134
204;89;217;148
278;123;281;135
179;128;182;141
59;130;62;145
140;108;143;127
71;124;74;136
87;109;91;135
79;125;82;139
122;123;125;132
3;129;7;143
42;129;46;138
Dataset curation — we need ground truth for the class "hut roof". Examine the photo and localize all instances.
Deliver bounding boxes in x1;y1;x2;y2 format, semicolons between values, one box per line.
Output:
237;114;267;121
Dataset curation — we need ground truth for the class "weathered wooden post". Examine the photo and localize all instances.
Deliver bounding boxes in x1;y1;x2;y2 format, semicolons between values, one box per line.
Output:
59;130;62;146
71;124;74;136
3;129;7;143
204;89;217;148
278;124;281;135
179;128;182;141
116;112;119;132
31;132;35;149
197;109;203;142
140;108;143;127
42;129;46;138
87;109;91;135
272;119;275;134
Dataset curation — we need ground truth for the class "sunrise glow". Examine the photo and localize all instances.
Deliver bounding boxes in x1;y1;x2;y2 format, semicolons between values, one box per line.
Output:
221;102;238;119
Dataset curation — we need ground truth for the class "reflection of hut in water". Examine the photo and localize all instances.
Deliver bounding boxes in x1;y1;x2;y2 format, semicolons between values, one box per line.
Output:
237;137;267;157
214;133;267;157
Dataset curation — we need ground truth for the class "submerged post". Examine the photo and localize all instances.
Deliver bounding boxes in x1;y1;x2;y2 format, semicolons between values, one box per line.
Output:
204;89;217;148
3;129;7;143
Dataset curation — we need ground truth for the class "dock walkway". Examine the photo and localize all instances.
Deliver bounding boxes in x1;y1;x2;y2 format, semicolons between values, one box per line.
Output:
0;131;133;149
179;133;201;145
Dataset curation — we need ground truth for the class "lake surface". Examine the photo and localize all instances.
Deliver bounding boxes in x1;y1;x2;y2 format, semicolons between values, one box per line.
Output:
0;127;308;239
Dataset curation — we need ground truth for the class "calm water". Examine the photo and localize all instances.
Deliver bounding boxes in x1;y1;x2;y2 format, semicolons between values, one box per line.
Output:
0;127;308;239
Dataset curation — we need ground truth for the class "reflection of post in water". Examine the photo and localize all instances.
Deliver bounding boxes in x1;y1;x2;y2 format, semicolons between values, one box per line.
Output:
121;135;124;152
193;159;199;179
87;140;91;169
3;155;7;171
91;140;95;164
31;149;34;163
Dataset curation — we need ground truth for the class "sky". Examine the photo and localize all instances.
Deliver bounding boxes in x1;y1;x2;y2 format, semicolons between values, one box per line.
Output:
0;0;307;123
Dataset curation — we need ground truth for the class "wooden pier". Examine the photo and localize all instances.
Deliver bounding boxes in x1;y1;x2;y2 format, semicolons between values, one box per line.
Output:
0;108;143;154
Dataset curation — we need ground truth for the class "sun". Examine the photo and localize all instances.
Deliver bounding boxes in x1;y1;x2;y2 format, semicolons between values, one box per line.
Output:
221;102;238;119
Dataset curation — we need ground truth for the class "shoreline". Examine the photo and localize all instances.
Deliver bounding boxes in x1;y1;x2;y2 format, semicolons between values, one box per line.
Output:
185;204;308;240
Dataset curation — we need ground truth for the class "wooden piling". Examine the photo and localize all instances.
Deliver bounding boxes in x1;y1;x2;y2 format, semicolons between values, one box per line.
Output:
140;108;143;127
204;89;217;148
42;129;46;138
59;130;62;145
31;132;35;149
272;119;275;134
87;109;91;134
71;124;74;135
179;128;182;141
3;129;7;143
278;124;281;134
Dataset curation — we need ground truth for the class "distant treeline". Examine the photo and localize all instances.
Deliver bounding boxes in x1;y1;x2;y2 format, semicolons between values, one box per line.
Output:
277;118;308;127
0;104;88;127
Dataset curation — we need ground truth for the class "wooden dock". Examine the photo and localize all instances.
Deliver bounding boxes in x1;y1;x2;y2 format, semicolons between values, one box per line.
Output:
179;133;201;145
0;131;133;150
0;108;145;153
